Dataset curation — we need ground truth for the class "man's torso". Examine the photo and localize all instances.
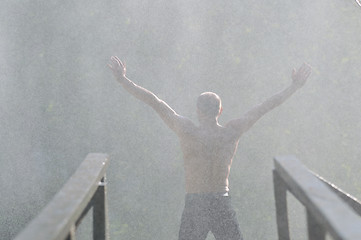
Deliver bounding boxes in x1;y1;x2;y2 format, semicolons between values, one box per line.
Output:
178;124;239;193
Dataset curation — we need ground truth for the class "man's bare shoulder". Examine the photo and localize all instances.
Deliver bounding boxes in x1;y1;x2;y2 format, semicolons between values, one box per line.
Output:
174;115;198;136
223;118;247;140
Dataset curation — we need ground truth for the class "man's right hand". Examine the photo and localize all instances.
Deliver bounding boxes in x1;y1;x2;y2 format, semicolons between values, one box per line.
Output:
291;63;312;88
108;56;126;83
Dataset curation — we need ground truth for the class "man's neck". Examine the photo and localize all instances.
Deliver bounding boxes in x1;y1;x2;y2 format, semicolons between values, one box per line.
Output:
199;118;220;128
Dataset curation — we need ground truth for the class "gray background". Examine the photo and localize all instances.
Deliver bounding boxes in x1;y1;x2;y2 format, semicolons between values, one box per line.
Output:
1;0;361;239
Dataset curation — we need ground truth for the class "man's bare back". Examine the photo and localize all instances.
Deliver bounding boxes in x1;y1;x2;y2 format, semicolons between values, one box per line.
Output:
177;122;238;193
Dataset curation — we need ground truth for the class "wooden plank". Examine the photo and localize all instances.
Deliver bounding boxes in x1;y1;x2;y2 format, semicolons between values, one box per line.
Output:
14;153;109;240
274;156;361;240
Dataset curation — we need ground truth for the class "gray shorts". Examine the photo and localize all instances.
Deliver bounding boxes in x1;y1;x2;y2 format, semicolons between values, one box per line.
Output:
179;192;243;240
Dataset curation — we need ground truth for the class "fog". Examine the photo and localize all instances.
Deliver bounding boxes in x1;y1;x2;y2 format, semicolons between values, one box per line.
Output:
1;0;361;239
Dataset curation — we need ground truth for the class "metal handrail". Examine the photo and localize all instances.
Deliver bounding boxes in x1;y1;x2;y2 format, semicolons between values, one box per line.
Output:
14;153;109;240
312;171;361;217
273;155;361;240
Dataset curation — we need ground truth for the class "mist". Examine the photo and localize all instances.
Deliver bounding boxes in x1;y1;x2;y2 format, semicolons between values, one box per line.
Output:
1;0;361;239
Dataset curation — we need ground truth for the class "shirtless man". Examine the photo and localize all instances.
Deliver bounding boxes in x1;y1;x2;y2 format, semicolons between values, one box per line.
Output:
109;56;311;240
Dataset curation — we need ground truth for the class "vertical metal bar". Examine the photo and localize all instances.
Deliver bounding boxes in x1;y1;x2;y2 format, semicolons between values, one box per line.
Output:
273;170;290;240
66;224;76;240
307;210;325;240
93;176;109;240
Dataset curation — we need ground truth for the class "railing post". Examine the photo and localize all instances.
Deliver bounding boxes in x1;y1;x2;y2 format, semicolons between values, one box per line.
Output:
93;176;109;240
66;225;76;240
273;170;290;240
307;210;325;240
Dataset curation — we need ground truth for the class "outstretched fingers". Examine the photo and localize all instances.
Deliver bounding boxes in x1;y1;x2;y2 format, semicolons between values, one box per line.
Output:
291;63;312;88
114;56;125;68
305;68;311;78
109;56;126;70
109;56;127;79
292;68;296;78
110;56;118;66
298;63;312;78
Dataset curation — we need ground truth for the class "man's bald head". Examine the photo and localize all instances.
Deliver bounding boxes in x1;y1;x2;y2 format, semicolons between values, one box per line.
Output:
197;92;222;118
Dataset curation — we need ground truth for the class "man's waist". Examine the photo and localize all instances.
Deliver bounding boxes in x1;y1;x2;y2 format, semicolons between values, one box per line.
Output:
186;191;229;198
185;182;229;193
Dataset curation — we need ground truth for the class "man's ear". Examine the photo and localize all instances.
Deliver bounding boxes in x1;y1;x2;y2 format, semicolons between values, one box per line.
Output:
219;106;223;116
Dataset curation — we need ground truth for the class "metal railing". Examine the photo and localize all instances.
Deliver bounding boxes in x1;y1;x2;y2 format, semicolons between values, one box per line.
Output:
14;153;109;240
273;155;361;240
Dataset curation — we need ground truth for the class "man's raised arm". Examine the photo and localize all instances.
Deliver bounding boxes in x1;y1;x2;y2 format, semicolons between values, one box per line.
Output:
226;63;312;136
108;56;193;134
